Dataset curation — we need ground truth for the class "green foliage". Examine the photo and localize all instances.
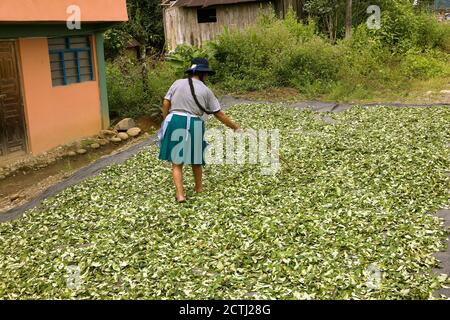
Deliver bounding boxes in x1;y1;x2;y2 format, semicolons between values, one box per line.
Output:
106;60;143;118
211;9;320;91
282;9;317;42
167;44;215;76
276;38;341;94
0;104;449;299
400;49;450;79
104;0;165;59
104;28;131;59
205;5;450;98
105;1;450;112
372;1;450;52
106;58;178;120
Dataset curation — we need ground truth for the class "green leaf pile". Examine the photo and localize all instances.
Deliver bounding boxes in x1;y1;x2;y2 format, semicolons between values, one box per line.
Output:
0;104;449;299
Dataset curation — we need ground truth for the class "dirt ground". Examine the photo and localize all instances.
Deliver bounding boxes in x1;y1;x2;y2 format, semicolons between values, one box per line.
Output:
0;115;159;214
228;84;450;105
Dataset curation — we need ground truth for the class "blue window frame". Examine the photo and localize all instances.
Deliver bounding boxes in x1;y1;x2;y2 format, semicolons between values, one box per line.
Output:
48;36;94;86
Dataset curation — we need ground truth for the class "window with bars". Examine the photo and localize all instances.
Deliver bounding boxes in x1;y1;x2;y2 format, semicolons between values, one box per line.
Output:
48;36;94;87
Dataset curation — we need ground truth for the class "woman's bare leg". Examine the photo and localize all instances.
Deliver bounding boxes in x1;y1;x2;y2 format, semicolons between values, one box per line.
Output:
172;163;185;201
192;165;203;192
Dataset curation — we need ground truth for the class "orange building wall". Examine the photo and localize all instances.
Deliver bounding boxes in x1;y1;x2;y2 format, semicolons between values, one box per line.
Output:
0;0;128;22
18;37;102;155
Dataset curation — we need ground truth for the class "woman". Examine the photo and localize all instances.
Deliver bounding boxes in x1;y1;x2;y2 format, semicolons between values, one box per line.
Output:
158;58;241;203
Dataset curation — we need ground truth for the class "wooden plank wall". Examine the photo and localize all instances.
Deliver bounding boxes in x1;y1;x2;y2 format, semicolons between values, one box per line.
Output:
164;2;272;52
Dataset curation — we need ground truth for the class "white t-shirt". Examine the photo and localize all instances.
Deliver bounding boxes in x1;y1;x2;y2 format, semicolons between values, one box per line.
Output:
164;78;221;117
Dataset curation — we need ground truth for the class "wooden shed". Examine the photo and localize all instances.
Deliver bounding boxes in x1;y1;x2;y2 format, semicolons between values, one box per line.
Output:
162;0;304;52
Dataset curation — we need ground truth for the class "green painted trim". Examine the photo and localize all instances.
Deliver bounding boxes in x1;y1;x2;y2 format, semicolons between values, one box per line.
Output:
95;32;110;129
0;23;119;39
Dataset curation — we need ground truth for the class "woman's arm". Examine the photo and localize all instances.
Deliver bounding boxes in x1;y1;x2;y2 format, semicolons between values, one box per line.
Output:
162;99;171;120
214;111;241;131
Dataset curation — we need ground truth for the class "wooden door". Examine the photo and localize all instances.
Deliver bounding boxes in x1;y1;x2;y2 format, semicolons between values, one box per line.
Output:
0;41;27;157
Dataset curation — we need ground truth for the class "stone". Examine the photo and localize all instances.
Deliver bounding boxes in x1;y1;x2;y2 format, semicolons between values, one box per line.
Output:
117;132;129;141
110;137;122;143
67;151;77;157
99;129;117;138
98;139;109;146
0;175;6;180
90;143;100;149
76;149;87;155
425;91;433;95
115;118;136;131
127;127;141;137
10;193;22;202
440;90;450;95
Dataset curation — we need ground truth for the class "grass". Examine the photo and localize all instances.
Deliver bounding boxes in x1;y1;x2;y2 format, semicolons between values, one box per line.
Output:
0;104;449;299
219;76;450;105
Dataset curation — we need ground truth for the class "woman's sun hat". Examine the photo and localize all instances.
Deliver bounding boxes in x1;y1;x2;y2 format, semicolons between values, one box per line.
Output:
185;58;216;75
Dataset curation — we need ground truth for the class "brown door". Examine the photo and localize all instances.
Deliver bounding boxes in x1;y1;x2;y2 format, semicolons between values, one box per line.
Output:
0;41;27;157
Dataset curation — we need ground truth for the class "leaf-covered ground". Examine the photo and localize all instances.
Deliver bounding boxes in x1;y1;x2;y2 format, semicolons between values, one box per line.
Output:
0;104;449;299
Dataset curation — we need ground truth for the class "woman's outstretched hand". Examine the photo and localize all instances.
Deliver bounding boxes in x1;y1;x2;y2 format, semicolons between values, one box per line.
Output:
214;111;240;131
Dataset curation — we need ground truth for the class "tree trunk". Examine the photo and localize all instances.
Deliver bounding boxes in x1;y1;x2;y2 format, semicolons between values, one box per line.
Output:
139;45;149;95
345;0;352;39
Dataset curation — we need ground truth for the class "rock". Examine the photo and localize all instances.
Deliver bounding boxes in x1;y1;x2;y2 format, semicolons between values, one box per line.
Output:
115;118;136;131
67;151;77;157
99;129;117;138
10;193;22;202
110;137;122;143
117;132;129;141
98;139;109;146
440;90;450;95
90;143;100;149
0;175;6;180
425;91;433;95
127;127;141;137
76;149;87;155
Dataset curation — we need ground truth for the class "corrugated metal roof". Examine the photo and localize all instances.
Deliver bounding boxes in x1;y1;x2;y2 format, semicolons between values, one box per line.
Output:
173;0;269;8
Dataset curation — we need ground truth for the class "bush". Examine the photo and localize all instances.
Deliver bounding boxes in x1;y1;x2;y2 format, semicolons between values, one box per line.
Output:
400;50;449;80
276;37;341;93
210;9;320;91
373;1;450;53
106;60;145;119
167;44;215;76
106;3;450;108
106;57;178;121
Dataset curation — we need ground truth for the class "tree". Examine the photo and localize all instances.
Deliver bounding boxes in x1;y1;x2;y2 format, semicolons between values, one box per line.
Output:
303;0;424;42
345;0;352;39
104;0;166;93
104;0;165;60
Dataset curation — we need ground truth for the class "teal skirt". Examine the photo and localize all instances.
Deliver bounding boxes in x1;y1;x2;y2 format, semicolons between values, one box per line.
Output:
158;114;207;165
